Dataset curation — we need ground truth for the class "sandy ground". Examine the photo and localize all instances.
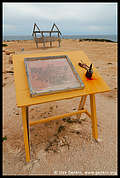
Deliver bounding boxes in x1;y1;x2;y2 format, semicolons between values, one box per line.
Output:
2;39;118;175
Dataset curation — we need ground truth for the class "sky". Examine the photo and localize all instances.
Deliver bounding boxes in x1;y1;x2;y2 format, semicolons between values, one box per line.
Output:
3;2;117;36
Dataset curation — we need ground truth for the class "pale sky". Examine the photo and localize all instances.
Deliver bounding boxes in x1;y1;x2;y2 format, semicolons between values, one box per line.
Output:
3;2;117;36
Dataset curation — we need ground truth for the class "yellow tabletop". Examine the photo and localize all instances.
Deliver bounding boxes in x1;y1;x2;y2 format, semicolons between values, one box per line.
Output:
13;50;110;107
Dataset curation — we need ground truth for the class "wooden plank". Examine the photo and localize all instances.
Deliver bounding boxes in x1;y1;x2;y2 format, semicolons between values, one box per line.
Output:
13;50;111;107
54;24;60;33
34;34;38;48
51;23;62;36
58;32;61;47
34;23;41;32
51;23;55;31
21;106;30;162
77;95;87;119
29;109;87;126
36;37;60;43
90;94;98;140
32;23;36;36
50;32;52;47
34;31;59;33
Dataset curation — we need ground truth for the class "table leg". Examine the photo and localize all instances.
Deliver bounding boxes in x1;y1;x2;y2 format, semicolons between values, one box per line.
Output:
21;106;30;162
77;95;87;119
26;107;30;146
89;94;98;140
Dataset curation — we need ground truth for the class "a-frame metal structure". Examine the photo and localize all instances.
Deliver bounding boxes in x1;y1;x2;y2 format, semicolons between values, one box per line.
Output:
32;23;62;48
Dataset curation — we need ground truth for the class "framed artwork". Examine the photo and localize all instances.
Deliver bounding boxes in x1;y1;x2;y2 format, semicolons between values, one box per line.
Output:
24;55;85;97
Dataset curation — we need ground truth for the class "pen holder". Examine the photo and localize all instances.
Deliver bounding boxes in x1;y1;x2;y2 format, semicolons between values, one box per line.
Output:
85;64;93;79
78;62;93;79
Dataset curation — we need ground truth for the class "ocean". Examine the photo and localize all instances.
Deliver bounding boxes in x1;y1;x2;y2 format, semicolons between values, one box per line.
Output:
3;34;117;42
62;34;117;42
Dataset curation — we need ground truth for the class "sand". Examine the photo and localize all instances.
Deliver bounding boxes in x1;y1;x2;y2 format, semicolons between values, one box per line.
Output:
2;39;118;175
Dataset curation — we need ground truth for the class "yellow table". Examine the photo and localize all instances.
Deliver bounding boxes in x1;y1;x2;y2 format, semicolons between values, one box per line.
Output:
13;50;110;162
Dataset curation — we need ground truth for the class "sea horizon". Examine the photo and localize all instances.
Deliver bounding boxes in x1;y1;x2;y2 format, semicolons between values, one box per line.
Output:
3;34;117;42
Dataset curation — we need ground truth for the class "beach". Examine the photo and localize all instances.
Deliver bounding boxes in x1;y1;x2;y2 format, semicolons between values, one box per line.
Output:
2;39;118;175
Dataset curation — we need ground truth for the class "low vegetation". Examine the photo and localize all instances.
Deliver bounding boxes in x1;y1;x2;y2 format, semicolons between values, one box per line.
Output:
79;38;115;42
2;43;8;47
